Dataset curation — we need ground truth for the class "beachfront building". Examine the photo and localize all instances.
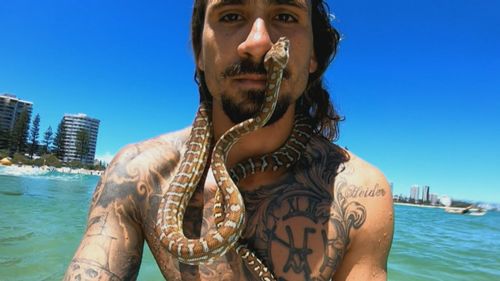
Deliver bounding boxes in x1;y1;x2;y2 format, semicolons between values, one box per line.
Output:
422;185;430;203
61;113;100;165
0;94;33;149
410;185;420;203
430;193;439;205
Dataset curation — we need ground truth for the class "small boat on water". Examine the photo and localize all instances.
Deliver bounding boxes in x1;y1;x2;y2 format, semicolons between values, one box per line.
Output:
467;208;487;216
445;206;487;216
445;207;469;214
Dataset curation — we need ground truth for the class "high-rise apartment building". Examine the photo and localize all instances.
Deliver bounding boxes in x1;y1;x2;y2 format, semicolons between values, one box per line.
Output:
430;193;439;205
410;185;420;202
422;185;430;202
61;113;100;165
0;94;33;149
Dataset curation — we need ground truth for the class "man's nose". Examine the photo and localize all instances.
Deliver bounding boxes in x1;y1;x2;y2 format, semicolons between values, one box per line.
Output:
237;18;273;63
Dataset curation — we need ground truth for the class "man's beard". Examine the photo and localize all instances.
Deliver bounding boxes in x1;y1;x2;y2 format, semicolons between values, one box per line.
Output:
219;58;291;125
221;90;291;125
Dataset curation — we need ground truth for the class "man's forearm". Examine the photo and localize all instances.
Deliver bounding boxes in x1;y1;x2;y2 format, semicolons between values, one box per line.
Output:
64;258;139;281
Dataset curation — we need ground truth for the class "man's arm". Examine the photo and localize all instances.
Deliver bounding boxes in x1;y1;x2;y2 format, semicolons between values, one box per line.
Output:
333;156;395;281
64;153;145;281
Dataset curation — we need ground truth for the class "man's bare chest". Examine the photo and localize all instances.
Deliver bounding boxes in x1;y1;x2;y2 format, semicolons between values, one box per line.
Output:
237;180;346;281
142;138;357;280
146;180;355;281
143;183;349;280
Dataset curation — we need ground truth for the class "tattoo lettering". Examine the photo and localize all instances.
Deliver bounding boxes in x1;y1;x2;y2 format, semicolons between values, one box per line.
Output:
343;183;386;199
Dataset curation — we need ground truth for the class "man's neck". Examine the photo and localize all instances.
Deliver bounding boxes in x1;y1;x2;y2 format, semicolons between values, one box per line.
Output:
211;102;296;190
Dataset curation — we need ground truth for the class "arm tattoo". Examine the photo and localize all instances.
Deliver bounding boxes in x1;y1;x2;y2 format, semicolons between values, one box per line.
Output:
67;134;189;281
92;141;180;211
64;258;132;281
65;206;143;280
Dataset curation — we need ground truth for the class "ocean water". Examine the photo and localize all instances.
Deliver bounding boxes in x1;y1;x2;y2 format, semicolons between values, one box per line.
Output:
0;167;499;281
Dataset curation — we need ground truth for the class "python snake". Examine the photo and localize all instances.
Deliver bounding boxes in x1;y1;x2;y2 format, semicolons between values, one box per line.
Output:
156;37;312;280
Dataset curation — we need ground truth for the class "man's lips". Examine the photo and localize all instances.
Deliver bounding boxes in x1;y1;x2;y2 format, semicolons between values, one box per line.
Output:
232;74;267;90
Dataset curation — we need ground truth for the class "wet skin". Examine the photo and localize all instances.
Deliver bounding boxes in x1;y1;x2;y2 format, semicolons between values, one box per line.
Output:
63;129;393;281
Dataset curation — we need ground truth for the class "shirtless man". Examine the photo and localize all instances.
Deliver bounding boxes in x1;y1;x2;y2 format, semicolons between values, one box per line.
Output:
64;0;394;280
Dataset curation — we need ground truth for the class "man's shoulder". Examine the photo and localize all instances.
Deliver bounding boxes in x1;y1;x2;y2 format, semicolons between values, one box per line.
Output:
335;150;393;213
339;151;390;191
300;136;391;198
109;127;190;171
334;150;394;249
330;151;394;279
89;128;191;210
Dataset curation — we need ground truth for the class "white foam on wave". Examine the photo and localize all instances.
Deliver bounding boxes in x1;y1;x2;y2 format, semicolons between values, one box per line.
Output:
0;166;96;181
0;166;50;177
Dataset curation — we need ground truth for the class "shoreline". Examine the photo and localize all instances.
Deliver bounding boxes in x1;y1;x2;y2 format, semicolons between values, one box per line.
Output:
0;163;103;177
394;202;446;209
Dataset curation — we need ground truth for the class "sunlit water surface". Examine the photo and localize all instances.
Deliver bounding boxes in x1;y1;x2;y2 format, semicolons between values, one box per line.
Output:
1;167;499;280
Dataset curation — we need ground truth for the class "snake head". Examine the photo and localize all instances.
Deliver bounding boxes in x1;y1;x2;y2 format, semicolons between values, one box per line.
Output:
264;37;290;71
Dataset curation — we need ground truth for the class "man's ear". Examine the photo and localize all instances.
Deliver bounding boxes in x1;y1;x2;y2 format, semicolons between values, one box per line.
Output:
309;52;318;74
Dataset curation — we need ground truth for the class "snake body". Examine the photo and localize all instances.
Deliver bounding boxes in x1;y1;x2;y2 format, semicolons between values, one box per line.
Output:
156;37;311;279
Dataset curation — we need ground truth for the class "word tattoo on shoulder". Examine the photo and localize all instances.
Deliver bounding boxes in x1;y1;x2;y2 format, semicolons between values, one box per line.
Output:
343;183;387;199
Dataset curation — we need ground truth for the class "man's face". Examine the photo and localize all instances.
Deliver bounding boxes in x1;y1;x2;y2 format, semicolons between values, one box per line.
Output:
197;0;317;124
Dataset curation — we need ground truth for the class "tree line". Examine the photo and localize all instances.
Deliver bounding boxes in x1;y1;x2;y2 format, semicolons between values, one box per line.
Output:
0;110;105;170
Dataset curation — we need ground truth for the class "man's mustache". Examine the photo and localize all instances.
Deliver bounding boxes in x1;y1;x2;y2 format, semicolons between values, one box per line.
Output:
221;59;290;79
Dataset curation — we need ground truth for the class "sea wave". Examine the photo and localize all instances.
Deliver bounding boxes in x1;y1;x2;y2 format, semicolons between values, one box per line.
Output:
0;166;98;181
0;166;49;177
0;232;35;245
390;205;500;280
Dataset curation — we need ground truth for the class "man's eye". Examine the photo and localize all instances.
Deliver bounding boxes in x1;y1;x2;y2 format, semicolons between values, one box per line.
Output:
275;13;297;23
220;13;243;22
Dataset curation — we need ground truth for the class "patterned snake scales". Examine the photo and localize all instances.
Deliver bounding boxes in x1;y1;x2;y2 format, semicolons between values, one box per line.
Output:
155;37;312;280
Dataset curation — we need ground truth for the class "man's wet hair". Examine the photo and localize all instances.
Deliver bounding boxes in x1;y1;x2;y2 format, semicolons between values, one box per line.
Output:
191;0;342;141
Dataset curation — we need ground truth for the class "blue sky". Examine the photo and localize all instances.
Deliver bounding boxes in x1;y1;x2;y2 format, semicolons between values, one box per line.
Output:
1;0;499;203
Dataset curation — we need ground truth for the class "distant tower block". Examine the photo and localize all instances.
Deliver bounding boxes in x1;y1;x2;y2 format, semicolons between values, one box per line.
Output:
410;185;420;203
0;94;33;149
422;185;430;203
61;113;100;165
